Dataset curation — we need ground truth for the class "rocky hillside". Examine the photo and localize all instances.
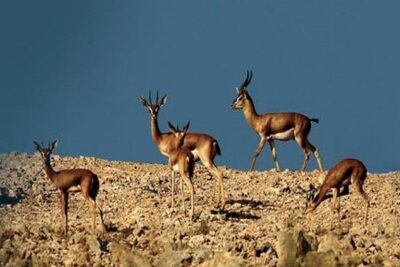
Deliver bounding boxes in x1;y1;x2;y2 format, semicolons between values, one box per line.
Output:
0;152;399;266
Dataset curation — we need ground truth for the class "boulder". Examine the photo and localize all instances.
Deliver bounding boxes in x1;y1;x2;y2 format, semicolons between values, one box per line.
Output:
276;230;312;267
198;252;245;267
109;242;152;267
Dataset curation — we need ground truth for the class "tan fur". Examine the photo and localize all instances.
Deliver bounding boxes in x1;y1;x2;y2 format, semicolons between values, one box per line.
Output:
140;93;225;207
231;71;324;172
306;158;369;224
33;140;106;235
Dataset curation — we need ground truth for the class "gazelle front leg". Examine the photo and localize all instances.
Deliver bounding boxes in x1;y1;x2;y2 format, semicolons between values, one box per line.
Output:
60;191;69;235
249;137;267;171
268;140;281;172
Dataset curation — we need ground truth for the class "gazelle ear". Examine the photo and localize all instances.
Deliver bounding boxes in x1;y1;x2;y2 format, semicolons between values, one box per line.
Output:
50;139;59;152
139;96;148;107
159;95;167;107
236;87;239;94
167;121;177;132
33;140;42;152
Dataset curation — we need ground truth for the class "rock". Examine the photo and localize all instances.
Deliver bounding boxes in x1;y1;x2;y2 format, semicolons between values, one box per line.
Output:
188;234;205;248
86;235;102;257
318;233;355;256
276;230;312;267
199;252;245;267
154;250;192;267
109;242;152;267
302;251;337;267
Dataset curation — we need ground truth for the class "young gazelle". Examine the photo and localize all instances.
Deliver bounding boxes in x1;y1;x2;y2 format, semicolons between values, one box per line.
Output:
167;121;196;220
140;92;225;207
231;70;324;172
306;158;369;224
33;140;106;235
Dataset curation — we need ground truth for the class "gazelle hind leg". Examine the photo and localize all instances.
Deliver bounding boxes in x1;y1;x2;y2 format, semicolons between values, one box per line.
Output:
295;136;310;172
268;140;281;172
181;174;194;221
307;141;324;171
179;174;186;215
85;195;106;233
355;182;370;225
202;159;225;208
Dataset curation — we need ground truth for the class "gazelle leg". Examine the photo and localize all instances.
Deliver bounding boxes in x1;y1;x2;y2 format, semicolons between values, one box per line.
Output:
86;197;106;233
355;183;370;225
179;173;186;215
268;140;281;172
60;191;68;235
171;171;176;209
250;137;267;171
307;141;324;171
182;174;194;221
205;161;225;209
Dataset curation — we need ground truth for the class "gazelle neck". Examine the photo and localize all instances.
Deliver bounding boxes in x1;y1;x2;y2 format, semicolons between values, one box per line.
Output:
242;96;260;129
43;158;57;182
150;116;163;145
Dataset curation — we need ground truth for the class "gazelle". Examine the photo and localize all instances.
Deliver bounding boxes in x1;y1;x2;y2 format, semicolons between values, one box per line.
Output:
167;121;196;220
305;158;369;224
140;92;225;207
231;70;324;172
33;140;106;235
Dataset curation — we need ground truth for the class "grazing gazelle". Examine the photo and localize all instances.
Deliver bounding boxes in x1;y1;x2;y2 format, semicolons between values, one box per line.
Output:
231;70;324;172
33;140;106;235
140;92;225;208
305;158;369;224
167;121;196;220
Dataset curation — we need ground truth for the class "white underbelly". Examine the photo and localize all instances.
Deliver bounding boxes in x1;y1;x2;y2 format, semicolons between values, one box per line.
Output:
269;128;295;141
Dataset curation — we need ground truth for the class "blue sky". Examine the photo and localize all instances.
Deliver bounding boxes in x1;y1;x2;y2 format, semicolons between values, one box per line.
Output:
1;1;399;172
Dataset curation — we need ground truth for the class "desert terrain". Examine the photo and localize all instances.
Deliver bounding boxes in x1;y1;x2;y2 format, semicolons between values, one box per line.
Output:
0;152;399;266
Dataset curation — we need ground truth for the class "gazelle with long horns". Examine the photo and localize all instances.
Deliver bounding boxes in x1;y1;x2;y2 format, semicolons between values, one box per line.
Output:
231;70;324;172
167;121;196;220
140;92;225;208
305;158;369;224
33;140;106;235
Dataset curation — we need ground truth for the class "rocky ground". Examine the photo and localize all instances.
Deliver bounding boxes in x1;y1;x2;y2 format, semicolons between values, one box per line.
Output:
0;151;399;266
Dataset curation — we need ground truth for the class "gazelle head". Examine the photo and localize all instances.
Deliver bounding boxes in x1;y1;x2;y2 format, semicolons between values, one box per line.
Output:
304;183;317;213
231;70;253;109
140;92;167;119
33;139;58;165
167;121;190;149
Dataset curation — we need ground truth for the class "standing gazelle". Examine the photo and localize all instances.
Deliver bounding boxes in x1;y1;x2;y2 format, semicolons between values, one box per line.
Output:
167;121;196;220
33;140;106;235
306;158;369;224
140;92;225;207
231;70;324;172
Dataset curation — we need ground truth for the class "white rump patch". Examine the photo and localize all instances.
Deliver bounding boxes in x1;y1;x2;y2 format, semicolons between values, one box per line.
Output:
268;128;295;141
172;164;180;172
191;150;200;161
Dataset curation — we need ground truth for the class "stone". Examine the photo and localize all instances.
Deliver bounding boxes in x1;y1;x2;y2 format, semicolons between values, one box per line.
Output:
154;250;192;267
109;242;152;267
198;252;245;267
276;230;312;267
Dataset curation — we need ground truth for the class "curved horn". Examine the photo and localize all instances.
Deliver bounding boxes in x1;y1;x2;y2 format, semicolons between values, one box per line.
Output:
149;91;152;104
